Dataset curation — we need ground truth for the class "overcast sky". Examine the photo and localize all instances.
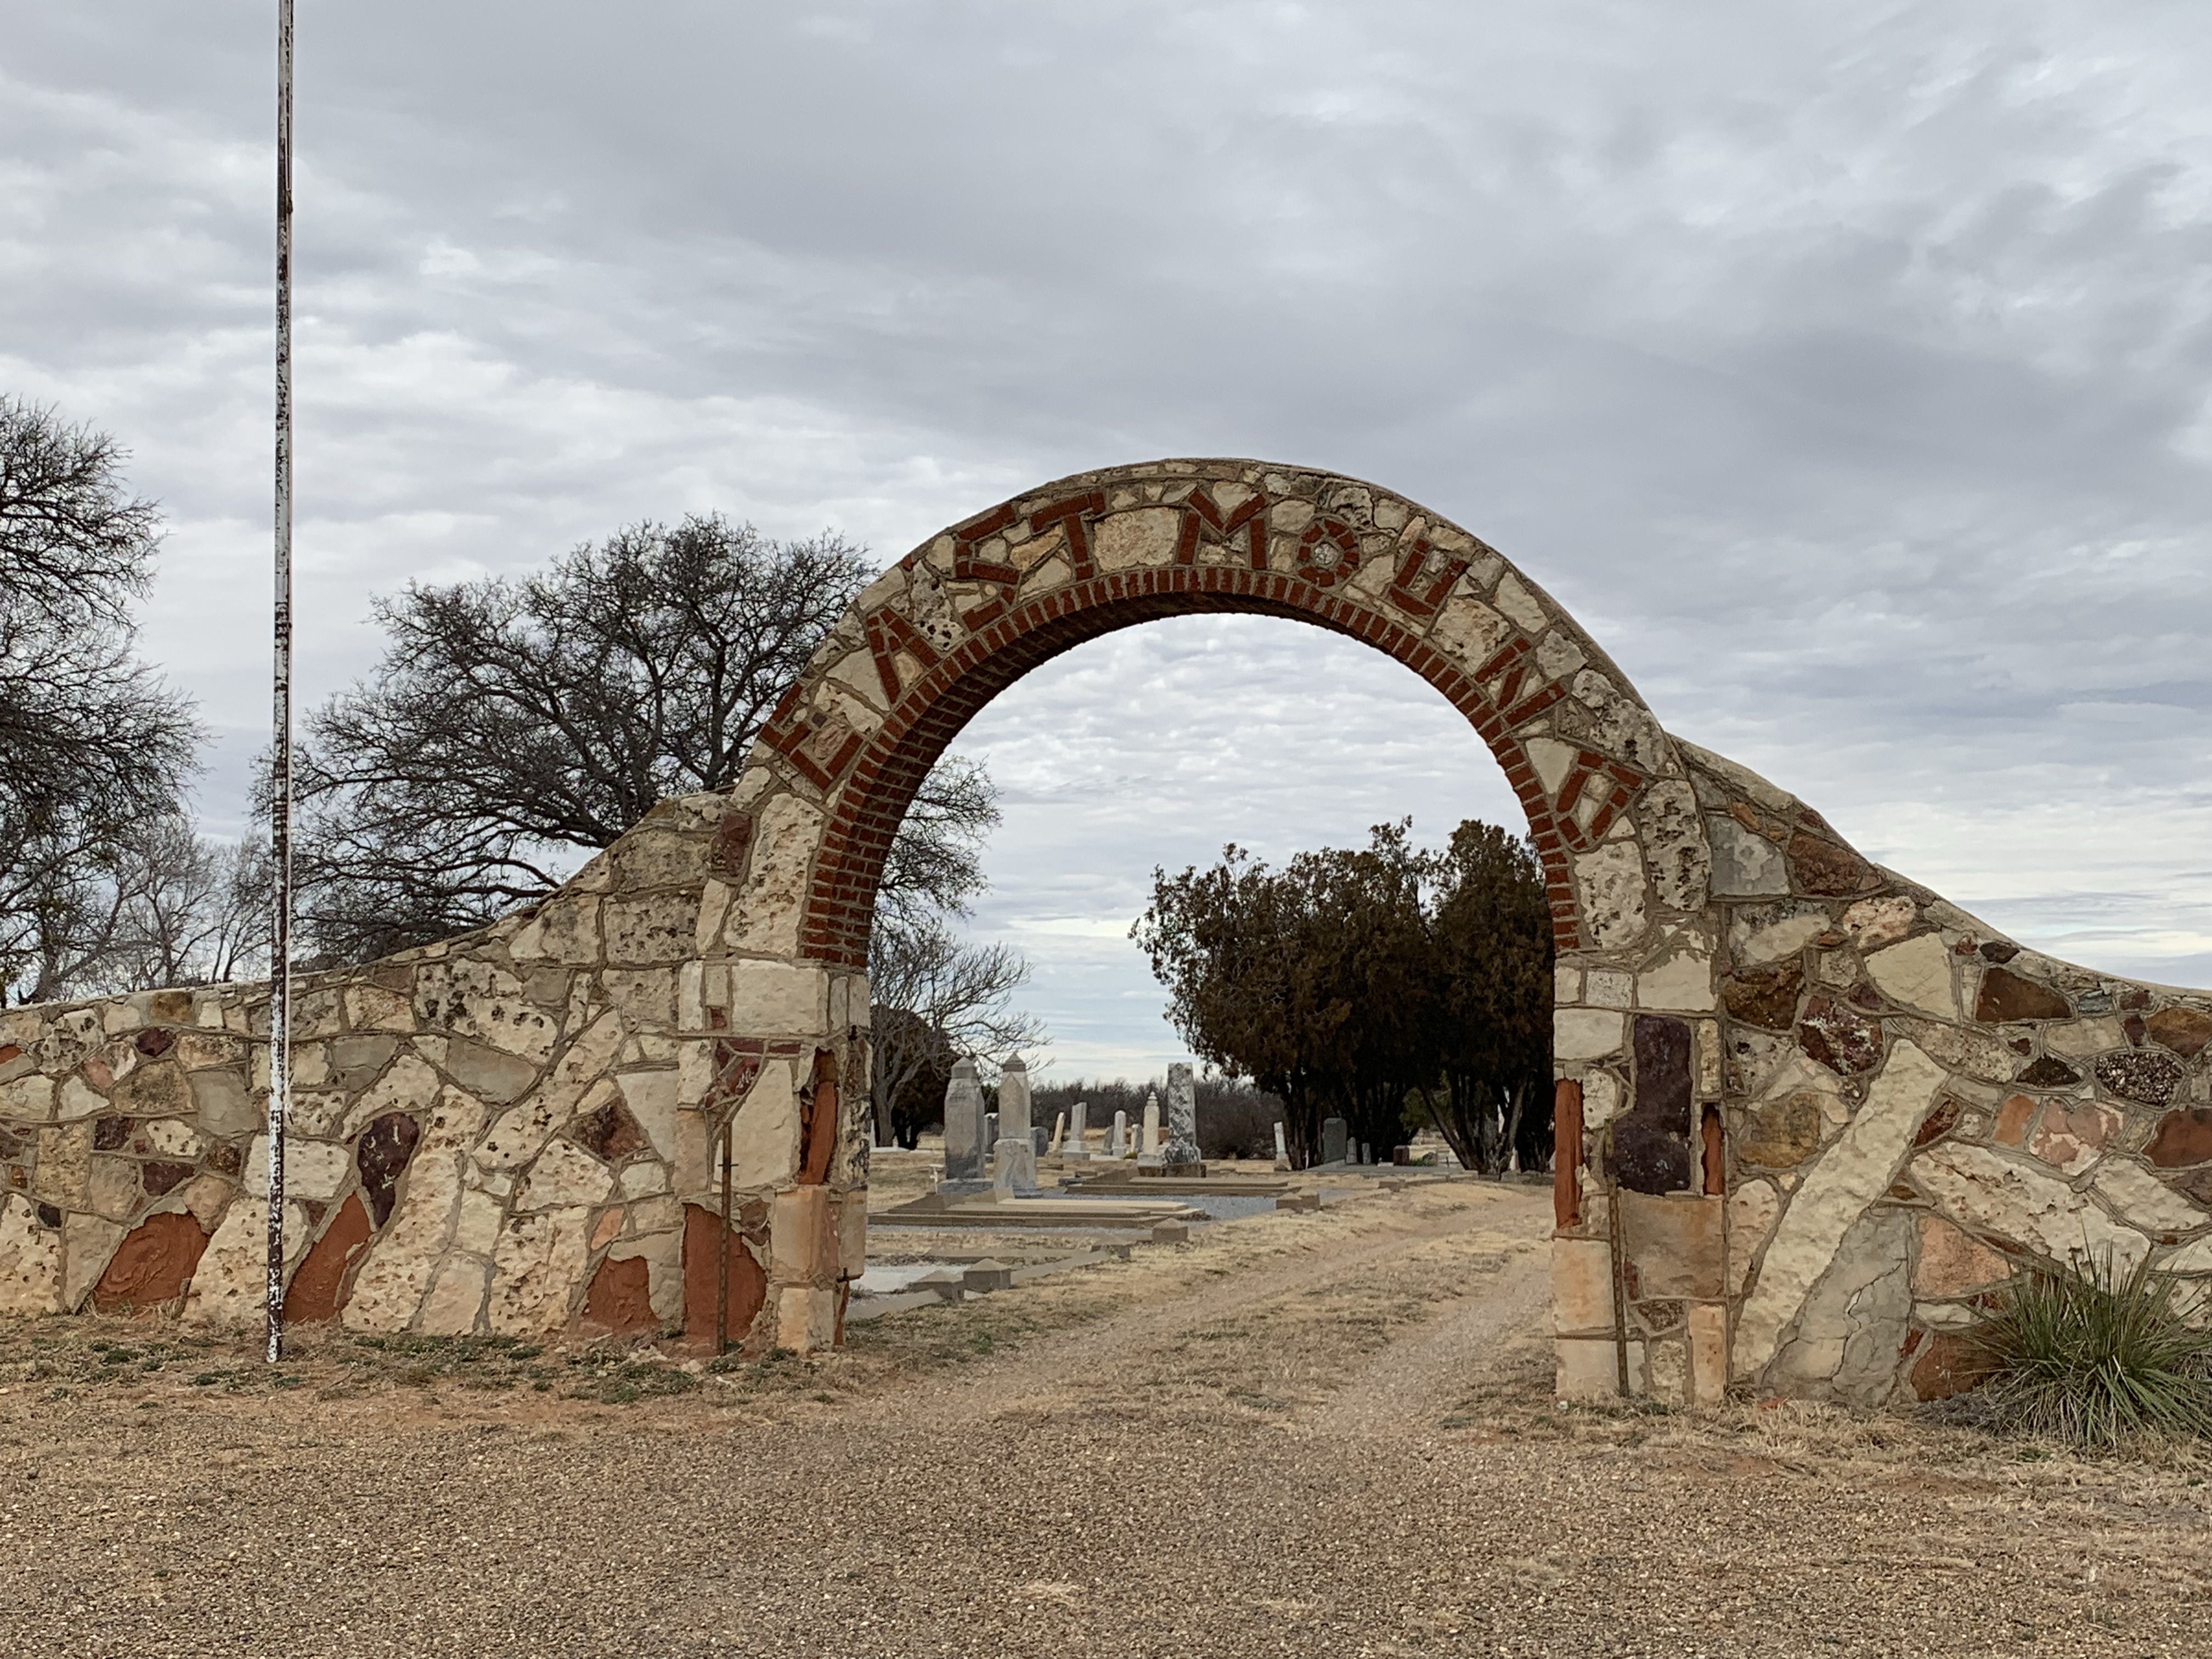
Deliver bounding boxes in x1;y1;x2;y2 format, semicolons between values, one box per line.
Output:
5;2;2208;1082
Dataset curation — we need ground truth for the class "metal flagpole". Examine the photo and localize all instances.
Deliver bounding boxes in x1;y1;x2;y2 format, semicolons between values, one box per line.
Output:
267;0;296;1364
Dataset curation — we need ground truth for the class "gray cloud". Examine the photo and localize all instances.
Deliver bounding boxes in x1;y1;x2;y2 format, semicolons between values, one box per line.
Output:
3;1;2206;1070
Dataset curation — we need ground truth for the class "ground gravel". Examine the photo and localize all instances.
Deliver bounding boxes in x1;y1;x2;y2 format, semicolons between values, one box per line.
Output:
3;1182;2209;1657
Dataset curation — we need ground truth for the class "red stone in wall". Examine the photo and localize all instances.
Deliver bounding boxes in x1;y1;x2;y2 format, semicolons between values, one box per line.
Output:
91;1210;211;1314
580;1254;658;1335
680;1202;768;1352
283;1193;375;1324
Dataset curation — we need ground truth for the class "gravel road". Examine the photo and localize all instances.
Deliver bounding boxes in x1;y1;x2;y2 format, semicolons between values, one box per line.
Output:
4;1182;2209;1657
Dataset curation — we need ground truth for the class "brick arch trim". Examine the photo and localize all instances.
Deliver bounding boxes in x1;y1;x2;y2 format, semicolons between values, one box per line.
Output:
740;460;1707;971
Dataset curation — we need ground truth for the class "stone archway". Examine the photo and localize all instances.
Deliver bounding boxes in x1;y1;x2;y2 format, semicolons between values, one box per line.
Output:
10;457;2207;1408
709;458;1724;1359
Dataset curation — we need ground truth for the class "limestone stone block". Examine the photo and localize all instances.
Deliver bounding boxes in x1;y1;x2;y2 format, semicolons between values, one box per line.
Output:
0;1073;55;1123
1768;1204;1913;1406
1586;970;1632;1009
602;969;676;1031
774;1283;839;1353
730;1060;801;1189
1914;1142;2151;1274
1551;1238;1614;1334
516;1139;617;1211
2044;1017;2127;1062
619;1160;668;1198
1554;1335;1637;1401
1640;780;1711;913
1727;1181;1780;1295
473;1098;563;1173
1914;1215;2011;1297
436;1040;538;1105
241;1136;351;1201
1554;1009;1624;1062
1635;932;1716;1013
86;1155;141;1223
343;984;415;1033
1728;903;1831;968
2029;1101;2121;1176
837;1189;867;1279
1575;840;1649;949
453;1188;504;1256
176;1031;247;1071
1582;1070;1622;1128
1688;1304;1729;1405
182;1198;308;1328
418;1256;490;1336
770;1184;837;1285
61;1212;127;1311
33;1123;93;1207
0;1194;63;1313
190;1069;259;1138
1618;1192;1725;1299
2090;1158;2209;1236
1887;1018;2013;1084
1708;817;1787;896
487;1206;592;1334
143;1119;203;1158
342;1087;488;1331
614;1069;679;1160
58;1076;107;1121
726;962;828;1037
179;1174;232;1229
1735;1041;1946;1376
413;958;558;1063
721;793;826;958
1865;934;1959;1019
601;891;695;967
1842;896;1917;951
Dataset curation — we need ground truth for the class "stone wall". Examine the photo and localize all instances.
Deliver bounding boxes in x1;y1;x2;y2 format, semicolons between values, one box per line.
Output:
4;453;2202;1404
1550;739;2212;1406
0;792;868;1348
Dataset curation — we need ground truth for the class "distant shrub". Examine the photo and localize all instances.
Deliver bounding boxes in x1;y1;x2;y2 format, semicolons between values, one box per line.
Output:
1970;1251;2212;1449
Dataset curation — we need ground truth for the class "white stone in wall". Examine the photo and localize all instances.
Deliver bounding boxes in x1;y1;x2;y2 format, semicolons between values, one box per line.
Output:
0;1074;54;1121
1728;1180;1781;1294
614;1070;680;1161
1729;904;1830;967
243;1136;350;1201
0;1194;62;1313
2044;1017;2129;1061
419;1256;491;1336
1639;780;1711;913
453;1188;504;1256
1554;1009;1625;1062
1735;1041;1946;1376
1635;931;1715;1013
1842;896;1917;951
2090;1159;2210;1237
342;1087;489;1331
728;1059;801;1189
414;959;558;1063
1525;737;1576;797
473;1098;563;1173
1914;1142;2151;1275
1492;572;1547;634
1574;840;1648;950
723;792;825;958
726;961;828;1035
1092;507;1181;571
182;1199;309;1328
1581;1070;1622;1128
1865;934;1960;1020
488;1206;594;1335
1426;595;1512;675
517;1139;617;1211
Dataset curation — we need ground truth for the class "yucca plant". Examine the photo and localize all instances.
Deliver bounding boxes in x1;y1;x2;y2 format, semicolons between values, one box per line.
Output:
1968;1250;2212;1450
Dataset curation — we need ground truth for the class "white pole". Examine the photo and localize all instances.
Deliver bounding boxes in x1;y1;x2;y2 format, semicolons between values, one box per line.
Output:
266;0;295;1364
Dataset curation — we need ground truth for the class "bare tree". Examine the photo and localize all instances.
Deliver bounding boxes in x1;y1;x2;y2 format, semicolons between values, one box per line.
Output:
1;397;200;1002
868;913;1047;1147
293;515;876;959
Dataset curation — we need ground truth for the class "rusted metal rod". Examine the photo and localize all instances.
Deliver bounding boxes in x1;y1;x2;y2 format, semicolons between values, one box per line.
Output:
716;1120;733;1354
265;0;296;1364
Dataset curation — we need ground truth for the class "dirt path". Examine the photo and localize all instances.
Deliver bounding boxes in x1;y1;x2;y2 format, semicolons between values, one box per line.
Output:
3;1180;2210;1658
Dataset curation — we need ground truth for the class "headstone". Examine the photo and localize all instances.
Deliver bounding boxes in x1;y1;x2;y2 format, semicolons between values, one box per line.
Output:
1064;1101;1090;1161
1138;1091;1163;1165
1163;1062;1202;1172
1031;1126;1048;1158
1359;1142;1372;1166
1321;1116;1349;1165
1107;1109;1128;1158
994;1056;1039;1196
1392;1144;1412;1166
1048;1111;1066;1159
1272;1121;1290;1170
939;1060;989;1192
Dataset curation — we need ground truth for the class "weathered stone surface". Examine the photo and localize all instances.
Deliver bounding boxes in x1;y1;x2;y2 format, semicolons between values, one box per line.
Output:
517;1139;616;1211
1553;1009;1624;1060
182;1198;308;1328
612;1070;679;1161
1708;817;1786;897
1735;1092;1824;1168
1722;961;1803;1031
420;1255;492;1335
1729;902;1830;967
1617;1192;1723;1297
486;1206;591;1334
1915;1142;2151;1273
1908;1331;1993;1401
284;1193;374;1324
1798;995;1882;1075
1551;1238;1614;1333
473;1098;563;1173
1770;1205;1914;1406
680;1202;768;1350
2146;1006;2212;1059
1787;833;1879;897
356;1111;421;1226
188;1069;257;1138
581;1252;657;1334
111;1062;190;1118
2026;1101;2119;1176
572;1098;648;1163
1635;932;1714;1012
2089;1158;2208;1236
2145;1109;2212;1169
1575;840;1647;949
87;1211;208;1313
342;1087;487;1331
414;959;558;1063
1639;780;1710;912
2015;1054;2080;1088
1914;1214;2011;1297
1606;1015;1692;1195
243;1134;349;1201
728;1059;801;1189
1976;966;2072;1024
2095;1049;2183;1107
0;1193;62;1313
1736;1041;1946;1376
1864;934;1958;1019
438;1040;538;1104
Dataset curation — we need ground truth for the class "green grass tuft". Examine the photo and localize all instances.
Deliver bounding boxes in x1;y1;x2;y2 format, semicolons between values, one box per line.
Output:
1970;1250;2212;1449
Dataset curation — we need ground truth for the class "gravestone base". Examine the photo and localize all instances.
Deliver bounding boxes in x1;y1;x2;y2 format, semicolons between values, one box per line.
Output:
1134;1161;1206;1178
